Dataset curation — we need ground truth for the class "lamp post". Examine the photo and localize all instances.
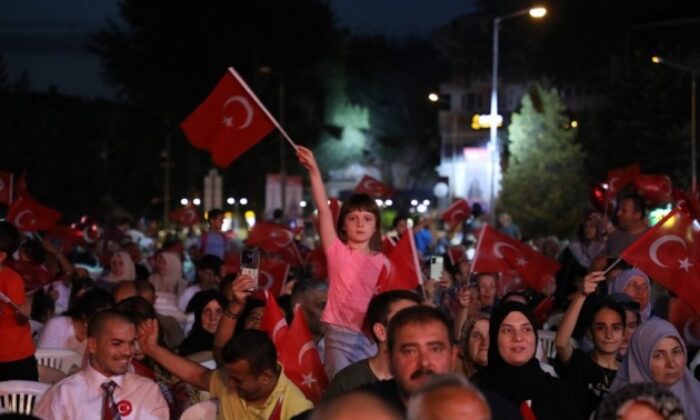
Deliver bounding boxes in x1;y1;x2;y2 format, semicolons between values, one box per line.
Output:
651;56;697;192
259;66;287;215
489;6;547;222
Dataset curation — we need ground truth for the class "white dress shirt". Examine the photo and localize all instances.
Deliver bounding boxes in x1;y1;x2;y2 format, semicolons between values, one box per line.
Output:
35;362;169;420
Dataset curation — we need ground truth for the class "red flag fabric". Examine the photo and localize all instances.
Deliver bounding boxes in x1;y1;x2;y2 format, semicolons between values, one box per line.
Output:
247;222;303;267
305;247;328;281
447;245;467;266
607;163;641;198
634;174;673;203
257;259;290;297
6;260;51;291
0;171;13;204
7;196;62;232
441;199;471;229
377;230;422;293
354;175;393;197
260;292;289;351
180;68;276;168
278;306;328;403
329;198;342;226
382;236;396;255
45;225;81;256
14;172;29;200
169;204;201;227
620;208;700;312
268;394;284;420
471;225;560;293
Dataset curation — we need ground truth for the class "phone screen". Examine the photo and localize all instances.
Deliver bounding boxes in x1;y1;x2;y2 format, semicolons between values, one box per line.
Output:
240;247;260;289
429;256;444;280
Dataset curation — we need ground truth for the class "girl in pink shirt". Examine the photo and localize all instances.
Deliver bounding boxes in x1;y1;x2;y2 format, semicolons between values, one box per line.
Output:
297;146;387;378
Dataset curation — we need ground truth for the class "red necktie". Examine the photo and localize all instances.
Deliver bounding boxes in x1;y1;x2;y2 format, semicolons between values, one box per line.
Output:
101;380;121;420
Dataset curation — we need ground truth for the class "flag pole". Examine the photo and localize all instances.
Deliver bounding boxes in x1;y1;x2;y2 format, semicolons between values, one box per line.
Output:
227;67;298;150
602;257;622;277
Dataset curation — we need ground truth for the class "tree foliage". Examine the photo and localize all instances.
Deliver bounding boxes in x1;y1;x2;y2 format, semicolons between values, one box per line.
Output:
499;85;587;238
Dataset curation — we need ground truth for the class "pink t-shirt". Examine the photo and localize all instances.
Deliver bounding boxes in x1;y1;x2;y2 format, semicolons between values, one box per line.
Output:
321;238;387;332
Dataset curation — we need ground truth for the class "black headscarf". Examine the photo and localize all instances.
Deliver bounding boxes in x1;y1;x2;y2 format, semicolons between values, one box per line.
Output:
178;290;227;356
473;302;584;420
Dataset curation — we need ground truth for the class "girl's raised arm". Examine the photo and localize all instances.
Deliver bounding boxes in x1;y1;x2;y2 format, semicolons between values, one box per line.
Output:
296;146;338;249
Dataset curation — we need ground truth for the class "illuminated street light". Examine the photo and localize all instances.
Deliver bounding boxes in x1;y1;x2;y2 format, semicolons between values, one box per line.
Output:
651;55;697;191
240;197;249;206
226;197;235;205
375;199;384;207
384;199;393;207
300;200;307;208
417;204;428;213
490;6;547;222
410;199;419;206
428;92;440;102
192;198;201;206
422;199;431;206
180;198;189;206
570;120;579;129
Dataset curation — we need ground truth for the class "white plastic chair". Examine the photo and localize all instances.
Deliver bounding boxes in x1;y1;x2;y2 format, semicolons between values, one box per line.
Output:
0;380;50;415
179;398;219;420
35;348;83;375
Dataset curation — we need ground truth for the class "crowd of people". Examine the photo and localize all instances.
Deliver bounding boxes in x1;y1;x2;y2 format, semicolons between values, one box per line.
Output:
1;147;700;420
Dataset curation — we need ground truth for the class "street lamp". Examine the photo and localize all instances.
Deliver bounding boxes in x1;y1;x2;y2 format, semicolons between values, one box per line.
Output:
489;6;547;221
651;55;697;192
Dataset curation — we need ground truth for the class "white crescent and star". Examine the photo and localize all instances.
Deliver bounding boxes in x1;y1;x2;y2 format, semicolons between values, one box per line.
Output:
14;210;35;229
222;96;254;129
258;270;275;290
298;340;316;366
608;176;621;192
301;372;317;388
270;230;294;247
272;319;287;344
493;242;517;259
449;209;466;223
649;235;687;268
361;179;381;194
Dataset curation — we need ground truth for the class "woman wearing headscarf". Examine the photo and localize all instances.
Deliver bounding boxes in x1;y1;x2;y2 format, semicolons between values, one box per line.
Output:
177;290;226;357
102;250;136;284
473;302;583;420
459;315;490;379
609;318;700;419
149;251;186;295
608;268;652;321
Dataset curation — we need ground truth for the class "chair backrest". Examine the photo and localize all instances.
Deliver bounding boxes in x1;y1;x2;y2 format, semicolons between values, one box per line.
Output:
38;365;67;385
179;399;219;420
35;348;83;375
537;330;558;359
0;380;50;415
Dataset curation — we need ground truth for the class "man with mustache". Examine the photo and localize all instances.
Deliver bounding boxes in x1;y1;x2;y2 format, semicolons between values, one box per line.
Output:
362;305;521;419
35;310;169;420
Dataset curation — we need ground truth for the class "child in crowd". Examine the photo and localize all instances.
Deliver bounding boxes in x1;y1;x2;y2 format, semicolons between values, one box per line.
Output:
0;221;37;381
297;146;387;378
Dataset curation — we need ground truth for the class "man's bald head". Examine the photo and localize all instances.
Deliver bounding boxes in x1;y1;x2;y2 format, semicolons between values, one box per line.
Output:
407;374;491;420
311;391;402;420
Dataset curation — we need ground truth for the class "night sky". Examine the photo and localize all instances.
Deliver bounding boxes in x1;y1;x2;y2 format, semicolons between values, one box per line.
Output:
1;0;477;98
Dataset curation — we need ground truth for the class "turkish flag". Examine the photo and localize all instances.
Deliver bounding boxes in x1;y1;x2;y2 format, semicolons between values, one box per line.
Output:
7;195;62;232
382;236;396;255
6;260;51;291
278;306;328;403
256;258;290;297
377;230;422;293
447;245;467;266
180;68;277;168
607;163;641;198
354;175;393;197
260;292;289;351
471;225;560;293
0;171;13;204
441;199;471;230
268;394;284;420
621;208;700;312
247;222;303;266
169;204;201;227
311;198;342;237
634;174;673;203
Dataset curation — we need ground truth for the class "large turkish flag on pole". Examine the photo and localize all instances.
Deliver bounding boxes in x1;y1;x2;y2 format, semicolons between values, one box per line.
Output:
7;195;62;232
354;175;393;197
180;68;278;168
260;291;289;351
471;225;560;292
441;198;471;230
621;208;700;312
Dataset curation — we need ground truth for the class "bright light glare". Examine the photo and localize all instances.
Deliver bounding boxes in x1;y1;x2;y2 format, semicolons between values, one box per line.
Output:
240;198;248;205
428;93;439;102
375;199;384;207
651;56;662;64
422;199;430;206
180;198;189;205
529;7;547;18
417;204;428;213
410;199;419;206
571;120;578;128
300;200;307;208
385;199;393;207
192;198;201;206
227;197;235;205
